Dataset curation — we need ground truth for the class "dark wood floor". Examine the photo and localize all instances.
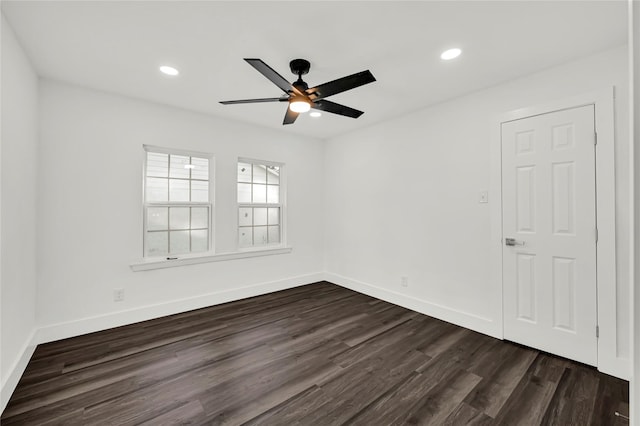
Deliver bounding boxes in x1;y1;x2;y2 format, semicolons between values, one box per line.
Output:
2;282;629;425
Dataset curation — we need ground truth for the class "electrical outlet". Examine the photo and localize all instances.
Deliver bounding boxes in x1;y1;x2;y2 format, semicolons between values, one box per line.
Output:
479;191;489;203
401;276;409;287
113;288;125;302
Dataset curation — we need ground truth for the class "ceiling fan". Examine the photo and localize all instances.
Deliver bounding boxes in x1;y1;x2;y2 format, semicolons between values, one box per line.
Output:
220;58;376;125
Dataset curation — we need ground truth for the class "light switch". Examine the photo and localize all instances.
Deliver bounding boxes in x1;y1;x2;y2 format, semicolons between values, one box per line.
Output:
479;191;488;203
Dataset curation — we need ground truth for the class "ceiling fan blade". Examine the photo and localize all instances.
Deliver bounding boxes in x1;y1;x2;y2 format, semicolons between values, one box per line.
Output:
311;99;364;119
306;70;376;100
283;107;299;125
244;58;304;96
220;97;286;105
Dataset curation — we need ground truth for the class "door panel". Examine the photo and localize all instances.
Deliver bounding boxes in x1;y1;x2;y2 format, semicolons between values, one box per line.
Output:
502;104;597;366
516;253;536;322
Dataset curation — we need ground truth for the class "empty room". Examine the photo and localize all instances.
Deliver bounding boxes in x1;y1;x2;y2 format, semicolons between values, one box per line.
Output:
1;1;639;425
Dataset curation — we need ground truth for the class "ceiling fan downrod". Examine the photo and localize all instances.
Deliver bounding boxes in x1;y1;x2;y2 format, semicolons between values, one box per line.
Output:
290;59;310;92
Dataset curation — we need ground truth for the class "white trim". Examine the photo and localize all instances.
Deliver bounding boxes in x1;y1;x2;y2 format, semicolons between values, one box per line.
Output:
1;328;37;413
35;272;322;345
143;144;212;159
324;272;501;339
630;1;638;423
238;157;284;168
489;112;505;340
130;246;293;271
491;88;626;379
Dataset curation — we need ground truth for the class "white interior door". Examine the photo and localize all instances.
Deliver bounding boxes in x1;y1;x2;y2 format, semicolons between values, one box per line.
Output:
501;104;597;366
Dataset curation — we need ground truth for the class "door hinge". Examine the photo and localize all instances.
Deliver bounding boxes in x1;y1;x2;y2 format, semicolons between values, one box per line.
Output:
594;132;598;145
595;228;599;243
596;325;600;338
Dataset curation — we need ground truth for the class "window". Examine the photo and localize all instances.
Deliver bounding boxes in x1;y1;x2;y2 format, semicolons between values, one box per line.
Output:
143;146;212;258
237;159;282;248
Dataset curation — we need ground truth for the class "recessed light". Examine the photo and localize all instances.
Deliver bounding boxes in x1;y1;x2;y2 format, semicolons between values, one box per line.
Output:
159;65;179;76
310;111;322;118
440;48;462;60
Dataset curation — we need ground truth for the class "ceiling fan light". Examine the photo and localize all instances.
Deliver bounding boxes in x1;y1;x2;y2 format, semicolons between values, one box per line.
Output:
289;99;311;113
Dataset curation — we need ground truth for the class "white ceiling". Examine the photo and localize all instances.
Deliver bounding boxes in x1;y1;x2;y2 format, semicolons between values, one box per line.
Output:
2;1;628;139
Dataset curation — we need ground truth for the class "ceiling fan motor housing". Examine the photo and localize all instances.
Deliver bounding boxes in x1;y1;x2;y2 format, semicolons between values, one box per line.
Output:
293;80;309;91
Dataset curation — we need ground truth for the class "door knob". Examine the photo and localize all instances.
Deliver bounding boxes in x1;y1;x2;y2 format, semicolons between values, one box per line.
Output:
505;238;524;246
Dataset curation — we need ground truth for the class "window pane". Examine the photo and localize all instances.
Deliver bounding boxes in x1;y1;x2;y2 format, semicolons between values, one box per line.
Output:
191;180;209;202
254;208;267;226
191;230;208;252
146;231;168;256
267;185;279;204
169;179;189;202
254;226;268;246
268;208;279;225
268;226;280;244
191;207;208;229
169;230;190;254
169;207;190;230
146;177;168;202
191;157;209;180
239;228;252;248
169;155;190;178
252;164;267;183
147;207;168;231
267;166;280;184
238;162;252;183
146;152;168;177
252;184;266;203
239;207;253;227
238;183;251;203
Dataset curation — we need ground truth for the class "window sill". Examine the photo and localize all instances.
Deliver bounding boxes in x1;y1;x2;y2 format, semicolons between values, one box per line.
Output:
130;246;293;272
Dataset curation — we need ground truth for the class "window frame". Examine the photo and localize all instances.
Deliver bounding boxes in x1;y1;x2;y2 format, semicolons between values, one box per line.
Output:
142;144;215;259
237;157;285;251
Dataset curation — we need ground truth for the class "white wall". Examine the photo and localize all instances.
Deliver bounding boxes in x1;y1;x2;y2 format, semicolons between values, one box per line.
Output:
36;81;325;341
324;46;630;376
1;16;39;409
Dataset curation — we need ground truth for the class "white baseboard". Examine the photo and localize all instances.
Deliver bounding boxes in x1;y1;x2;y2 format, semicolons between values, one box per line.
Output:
325;272;501;339
1;328;37;413
36;272;325;345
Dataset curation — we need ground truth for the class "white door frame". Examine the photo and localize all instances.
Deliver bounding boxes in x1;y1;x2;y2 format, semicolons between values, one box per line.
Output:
489;88;624;379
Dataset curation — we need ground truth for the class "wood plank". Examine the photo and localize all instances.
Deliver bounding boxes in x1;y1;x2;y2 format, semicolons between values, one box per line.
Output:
345;371;439;425
590;371;630;426
300;349;429;424
242;385;332;426
138;400;206;426
402;368;482;425
540;365;600;425
443;402;494;425
343;311;417;347
492;355;561;425
464;344;538;417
